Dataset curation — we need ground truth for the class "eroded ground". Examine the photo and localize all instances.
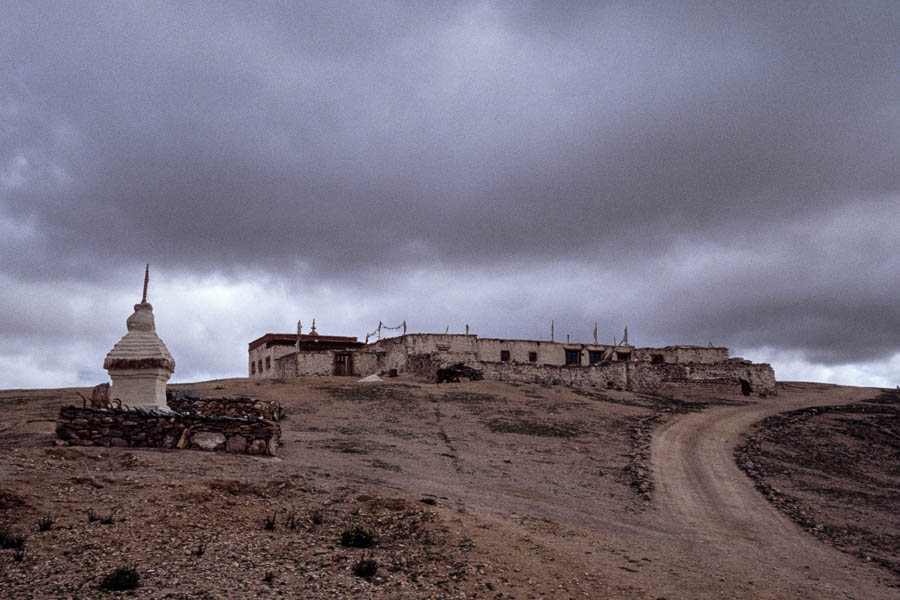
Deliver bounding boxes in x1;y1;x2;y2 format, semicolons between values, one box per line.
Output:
0;378;897;598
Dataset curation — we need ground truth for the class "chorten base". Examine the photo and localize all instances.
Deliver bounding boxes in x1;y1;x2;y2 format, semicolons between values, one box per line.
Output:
107;368;172;410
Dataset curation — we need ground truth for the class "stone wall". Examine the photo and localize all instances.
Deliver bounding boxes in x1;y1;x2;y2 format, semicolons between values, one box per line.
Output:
479;360;629;388
625;360;776;395
55;406;280;455
403;352;774;395
166;390;283;421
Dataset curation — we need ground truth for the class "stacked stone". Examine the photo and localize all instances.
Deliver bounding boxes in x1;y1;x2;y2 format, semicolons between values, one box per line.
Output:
166;390;283;421
55;406;280;456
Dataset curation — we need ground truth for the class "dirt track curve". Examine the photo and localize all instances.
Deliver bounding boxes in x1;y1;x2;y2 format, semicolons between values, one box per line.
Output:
650;382;897;599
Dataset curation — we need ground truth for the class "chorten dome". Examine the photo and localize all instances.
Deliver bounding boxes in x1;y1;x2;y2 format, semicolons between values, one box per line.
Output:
103;265;174;409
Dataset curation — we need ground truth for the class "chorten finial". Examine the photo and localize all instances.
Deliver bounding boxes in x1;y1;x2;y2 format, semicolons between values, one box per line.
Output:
141;264;150;304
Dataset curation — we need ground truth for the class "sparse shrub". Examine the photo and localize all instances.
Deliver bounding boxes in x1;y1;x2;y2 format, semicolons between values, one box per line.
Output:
285;510;298;530
263;571;275;585
86;509;99;523
419;497;437;506
193;542;205;557
0;527;25;549
340;523;376;548
13;547;25;562
38;516;55;531
353;554;377;578
99;513;115;525
99;565;140;591
262;512;277;531
310;510;324;525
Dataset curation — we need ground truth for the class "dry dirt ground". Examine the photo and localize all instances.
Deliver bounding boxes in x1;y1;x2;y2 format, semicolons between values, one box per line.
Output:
0;378;897;599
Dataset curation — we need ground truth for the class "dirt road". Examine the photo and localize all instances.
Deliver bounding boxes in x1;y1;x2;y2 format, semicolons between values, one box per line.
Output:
650;383;897;599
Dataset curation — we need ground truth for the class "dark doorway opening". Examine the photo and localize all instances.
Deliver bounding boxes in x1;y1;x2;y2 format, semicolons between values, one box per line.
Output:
334;353;353;376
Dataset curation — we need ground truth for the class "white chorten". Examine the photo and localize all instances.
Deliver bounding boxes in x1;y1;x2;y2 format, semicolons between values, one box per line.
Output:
103;265;175;409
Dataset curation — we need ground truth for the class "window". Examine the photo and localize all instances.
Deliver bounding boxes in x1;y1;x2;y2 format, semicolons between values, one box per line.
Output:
265;356;271;370
589;351;604;364
258;360;263;373
616;352;631;362
528;351;537;362
251;362;256;375
565;349;581;365
651;354;664;364
500;350;510;362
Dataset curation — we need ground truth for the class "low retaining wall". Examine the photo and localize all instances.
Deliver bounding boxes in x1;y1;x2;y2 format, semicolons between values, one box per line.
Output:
166;390;283;421
55;406;280;456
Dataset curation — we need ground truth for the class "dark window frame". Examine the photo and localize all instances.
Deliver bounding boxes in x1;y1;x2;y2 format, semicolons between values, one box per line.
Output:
589;351;604;364
500;350;511;362
528;351;537;362
565;349;582;365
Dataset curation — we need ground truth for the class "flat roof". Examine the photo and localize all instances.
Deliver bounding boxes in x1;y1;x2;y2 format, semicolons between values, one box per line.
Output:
248;333;363;352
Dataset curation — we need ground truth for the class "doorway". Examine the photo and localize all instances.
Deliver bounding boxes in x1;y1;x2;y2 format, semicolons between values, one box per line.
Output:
333;353;353;376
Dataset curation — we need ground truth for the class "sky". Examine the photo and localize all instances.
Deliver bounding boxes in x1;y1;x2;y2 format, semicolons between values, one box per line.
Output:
2;1;898;389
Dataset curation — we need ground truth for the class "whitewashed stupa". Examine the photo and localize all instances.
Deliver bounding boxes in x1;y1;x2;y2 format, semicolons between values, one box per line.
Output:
103;265;175;409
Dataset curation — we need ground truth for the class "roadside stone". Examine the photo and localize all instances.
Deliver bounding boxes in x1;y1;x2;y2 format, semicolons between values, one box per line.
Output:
225;434;247;453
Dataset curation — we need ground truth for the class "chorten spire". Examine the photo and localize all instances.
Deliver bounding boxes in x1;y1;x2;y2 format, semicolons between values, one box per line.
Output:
141;264;150;304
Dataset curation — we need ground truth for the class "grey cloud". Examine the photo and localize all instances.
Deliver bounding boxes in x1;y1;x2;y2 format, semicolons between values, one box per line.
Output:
1;1;898;383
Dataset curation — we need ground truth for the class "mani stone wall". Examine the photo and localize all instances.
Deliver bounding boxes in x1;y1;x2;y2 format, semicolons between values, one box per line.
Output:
166;390;283;421
55;406;280;456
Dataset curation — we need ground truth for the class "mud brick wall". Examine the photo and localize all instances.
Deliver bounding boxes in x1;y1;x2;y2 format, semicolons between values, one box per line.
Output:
55;406;281;456
166;391;283;421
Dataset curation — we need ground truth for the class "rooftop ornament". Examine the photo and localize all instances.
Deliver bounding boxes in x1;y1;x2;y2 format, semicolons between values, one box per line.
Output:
102;265;175;409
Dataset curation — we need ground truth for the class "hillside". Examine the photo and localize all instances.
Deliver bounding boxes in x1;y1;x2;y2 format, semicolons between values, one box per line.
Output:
0;378;897;598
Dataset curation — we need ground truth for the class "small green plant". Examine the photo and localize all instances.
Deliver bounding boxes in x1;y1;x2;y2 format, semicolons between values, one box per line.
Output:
193;542;205;557
13;547;25;562
340;523;377;548
285;510;298;530
99;565;140;591
419;497;437;505
86;509;100;523
353;554;377;578
38;516;55;531
310;510;324;525
263;571;275;585
262;512;277;531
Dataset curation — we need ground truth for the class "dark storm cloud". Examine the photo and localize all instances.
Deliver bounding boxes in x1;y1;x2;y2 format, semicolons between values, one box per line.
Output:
2;1;899;379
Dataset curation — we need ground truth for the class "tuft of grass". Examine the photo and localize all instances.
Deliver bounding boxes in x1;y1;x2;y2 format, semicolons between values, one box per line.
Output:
353;554;378;578
193;542;205;557
262;512;277;531
0;526;25;549
263;571;275;585
13;547;25;562
99;513;115;525
86;509;100;523
99;565;140;591
310;510;324;525
285;510;298;530
419;497;437;506
340;523;377;548
37;516;55;532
